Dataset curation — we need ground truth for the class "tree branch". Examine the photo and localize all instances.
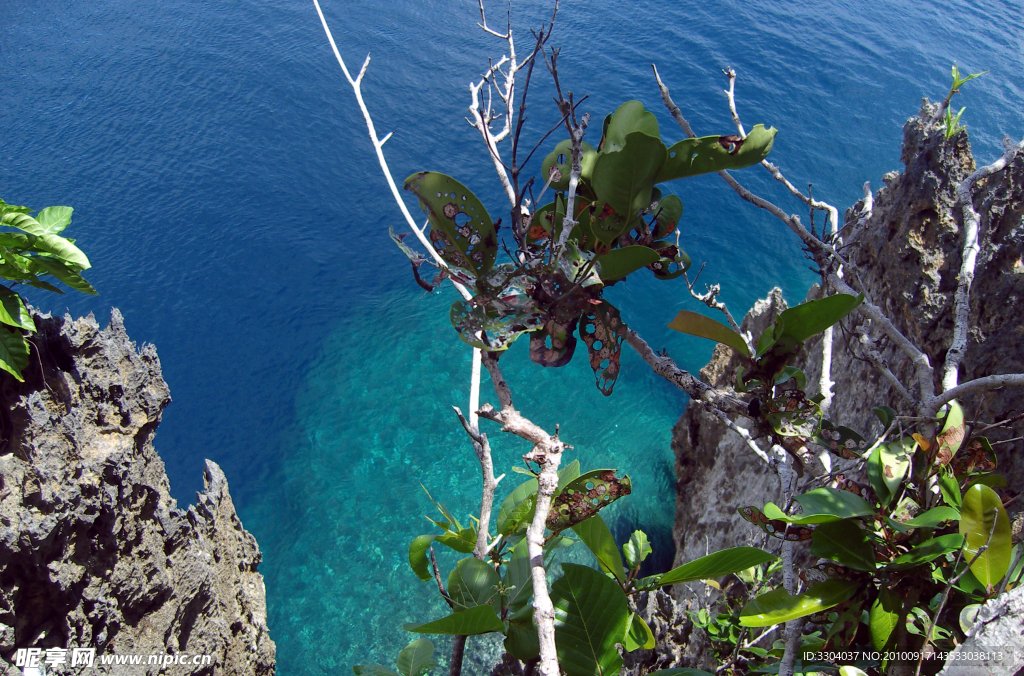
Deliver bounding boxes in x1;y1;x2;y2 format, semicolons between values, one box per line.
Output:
944;137;1024;391
925;373;1024;416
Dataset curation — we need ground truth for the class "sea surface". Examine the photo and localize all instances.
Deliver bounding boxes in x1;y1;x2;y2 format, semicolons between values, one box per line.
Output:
2;0;1021;672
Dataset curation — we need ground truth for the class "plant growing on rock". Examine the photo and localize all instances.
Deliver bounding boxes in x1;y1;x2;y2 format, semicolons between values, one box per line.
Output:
314;2;1024;674
0;198;96;381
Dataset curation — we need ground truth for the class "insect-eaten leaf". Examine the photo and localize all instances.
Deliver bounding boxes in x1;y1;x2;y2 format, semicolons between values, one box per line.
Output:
934;400;966;466
541;140;598;191
529;316;579;368
580;301;628;395
812;421;868;460
404;172;498;278
547;469;631;534
450;296;544;352
655;125;777;182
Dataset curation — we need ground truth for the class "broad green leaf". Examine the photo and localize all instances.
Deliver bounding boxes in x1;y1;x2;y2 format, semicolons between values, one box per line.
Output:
760;501;839;526
595;245;660;282
655;125;777;182
448;558;500;611
666;310;750;357
0;326;30;381
353;666;401;676
652;194;682;239
0;200;32;217
0;287;35;331
656;547;776;586
404;172;497;277
396;639;436;676
794;487;875;520
498;493;536;536
572;514;625;582
591;132;667;226
623;530;652;570
29;234;90;270
29;256;98;295
867;446;890;506
774;366;807;391
873;406;898;430
887;533;964;571
810;519;876;571
551;563;630;676
404;605;504;635
541;140;598;191
497;461;580;534
548;469;631;532
503;539;534;612
623;612;655;651
938;469;963;509
34;206;73;235
869;587;902;650
1;212;46;235
776;293;863;344
885;506;959;533
602;101;660;152
739;579;859;627
959;604;982;634
504;619;540;661
434;528;476;554
960;483;1011;587
408;535;437;581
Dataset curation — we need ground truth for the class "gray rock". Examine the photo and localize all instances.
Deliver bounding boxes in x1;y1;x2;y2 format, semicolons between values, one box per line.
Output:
0;310;275;675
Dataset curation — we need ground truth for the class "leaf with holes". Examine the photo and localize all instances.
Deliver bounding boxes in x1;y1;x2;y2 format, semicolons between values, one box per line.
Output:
404;172;497;278
529;316;579;368
952;436;997;476
541;140;598;191
579;301;628;395
666;310;750;357
655;125;777;182
587;200;631;245
450;295;544;351
592;132;667;229
547;469;632;533
649;240;691;280
551;564;630;676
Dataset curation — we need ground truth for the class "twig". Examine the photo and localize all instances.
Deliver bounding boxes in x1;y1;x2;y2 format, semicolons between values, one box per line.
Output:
924;374;1024;416
711;408;771;464
430;546;454;609
944;138;1024;391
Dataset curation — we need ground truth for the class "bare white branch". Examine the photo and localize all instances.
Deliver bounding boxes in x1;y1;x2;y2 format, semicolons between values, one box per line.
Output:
712;408;771;464
925;373;1024;416
944;137;1024;391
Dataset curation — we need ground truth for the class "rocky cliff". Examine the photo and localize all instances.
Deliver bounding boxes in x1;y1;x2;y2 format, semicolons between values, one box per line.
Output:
672;103;1024;568
0;310;275;675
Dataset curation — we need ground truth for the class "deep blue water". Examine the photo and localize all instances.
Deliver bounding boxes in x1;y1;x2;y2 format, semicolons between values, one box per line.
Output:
3;0;1021;672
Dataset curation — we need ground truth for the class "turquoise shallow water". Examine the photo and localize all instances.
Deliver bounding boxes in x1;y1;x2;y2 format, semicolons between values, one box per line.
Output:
2;0;1022;672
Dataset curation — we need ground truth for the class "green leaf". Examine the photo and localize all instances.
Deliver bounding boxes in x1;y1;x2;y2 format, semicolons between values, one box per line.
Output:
885;506;960;533
34;206;73;235
551;563;630;676
655;125;777;182
434;528;476;554
353;666;401;676
873;406;898;430
0;287;35;331
497;461;580;535
960;483;1012;588
602;101;660;152
623;530;652;570
623;612;655;651
794;487;875;521
656;547;776;586
652;194;682;239
776;294;863;344
503;539;534;613
939;469;963;509
887;533;964;571
1;211;46;236
959;604;982;634
739;579;859;627
448;558;500;611
572;514;626;582
548;469;631;532
774;366;807;391
595;245;660;282
408;535;437;581
0;326;30;382
880;439;912;498
869;587;902;650
404;605;504;635
504;619;540;661
591;132;667;226
29;256;98;295
404;172;497;277
29;234;90;270
541;140;598;191
810;520;876;571
936;400;966;464
840;667;870;676
449;295;543;351
647;671;715;676
396;639;437;676
666;310;750;357
867;446;890;506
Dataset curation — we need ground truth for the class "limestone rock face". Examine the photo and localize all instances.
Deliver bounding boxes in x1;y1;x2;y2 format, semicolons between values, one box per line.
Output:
0;310;275;675
672;104;1024;570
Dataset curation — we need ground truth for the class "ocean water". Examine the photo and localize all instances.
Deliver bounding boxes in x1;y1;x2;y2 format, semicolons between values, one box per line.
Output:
2;0;1021;673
